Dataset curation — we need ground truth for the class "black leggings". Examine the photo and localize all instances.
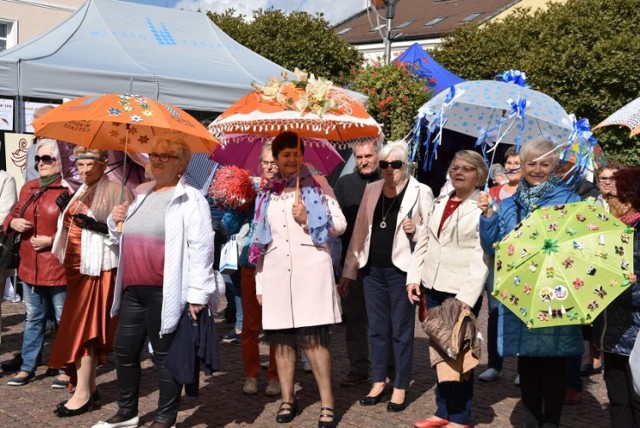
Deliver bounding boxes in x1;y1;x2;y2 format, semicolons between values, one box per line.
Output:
113;286;181;425
518;356;567;428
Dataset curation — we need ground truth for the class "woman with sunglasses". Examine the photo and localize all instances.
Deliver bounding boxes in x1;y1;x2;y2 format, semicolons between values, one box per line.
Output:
2;139;70;387
49;147;133;417
91;136;221;428
407;150;489;428
341;141;433;412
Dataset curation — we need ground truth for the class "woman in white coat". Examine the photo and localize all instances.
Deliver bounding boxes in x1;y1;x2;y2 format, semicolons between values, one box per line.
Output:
340;141;433;412
251;132;346;427
91;136;221;428
407;150;489;428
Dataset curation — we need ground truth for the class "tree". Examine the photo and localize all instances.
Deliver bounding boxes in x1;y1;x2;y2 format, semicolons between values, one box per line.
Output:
350;62;432;140
433;0;640;164
208;9;362;85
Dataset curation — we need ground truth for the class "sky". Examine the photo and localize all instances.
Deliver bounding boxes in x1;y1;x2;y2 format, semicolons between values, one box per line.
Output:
126;0;367;25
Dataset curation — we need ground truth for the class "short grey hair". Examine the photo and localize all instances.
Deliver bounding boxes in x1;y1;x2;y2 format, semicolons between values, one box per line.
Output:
35;138;60;160
353;137;382;153
152;135;192;174
519;138;560;169
379;140;409;179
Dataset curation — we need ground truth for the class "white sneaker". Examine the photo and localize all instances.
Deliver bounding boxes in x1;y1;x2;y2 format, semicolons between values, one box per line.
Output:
478;368;501;381
514;374;520;386
91;416;140;428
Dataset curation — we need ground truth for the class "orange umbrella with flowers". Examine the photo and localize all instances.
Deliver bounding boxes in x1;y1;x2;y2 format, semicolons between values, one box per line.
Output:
209;69;381;195
33;93;219;154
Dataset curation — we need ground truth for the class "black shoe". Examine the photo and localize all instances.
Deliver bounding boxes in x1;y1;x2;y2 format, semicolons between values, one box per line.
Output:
45;368;60;377
580;364;602;377
1;355;23;371
275;399;298;423
57;391;100;409
359;385;389;406
7;371;35;386
221;329;241;344
387;399;407;412
54;399;94;417
318;407;337;428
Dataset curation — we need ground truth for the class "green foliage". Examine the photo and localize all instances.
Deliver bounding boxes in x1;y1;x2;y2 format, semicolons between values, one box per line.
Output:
350;62;432;140
433;0;640;163
208;9;362;85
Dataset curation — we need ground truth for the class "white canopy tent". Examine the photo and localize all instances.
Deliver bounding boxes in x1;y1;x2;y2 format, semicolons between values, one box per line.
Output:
0;0;292;130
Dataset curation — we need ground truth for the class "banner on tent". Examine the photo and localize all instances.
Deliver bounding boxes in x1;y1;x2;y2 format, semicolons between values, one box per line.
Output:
0;99;14;131
25;102;60;133
4;133;32;192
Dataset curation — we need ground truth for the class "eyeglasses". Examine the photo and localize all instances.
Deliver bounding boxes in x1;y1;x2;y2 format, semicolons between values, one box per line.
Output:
149;153;179;162
450;165;477;173
598;176;615;182
261;161;278;168
379;160;403;169
35;155;56;165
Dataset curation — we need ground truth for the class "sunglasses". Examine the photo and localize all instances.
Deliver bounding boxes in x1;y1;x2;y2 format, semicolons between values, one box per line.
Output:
35;155;57;165
149;153;179;162
379;160;403;169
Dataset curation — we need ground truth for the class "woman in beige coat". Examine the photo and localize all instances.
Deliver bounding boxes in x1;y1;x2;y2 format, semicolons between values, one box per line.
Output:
251;132;346;427
407;150;489;428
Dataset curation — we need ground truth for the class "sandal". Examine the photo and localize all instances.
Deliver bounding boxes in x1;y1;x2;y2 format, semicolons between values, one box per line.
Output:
275;399;298;424
318;406;337;428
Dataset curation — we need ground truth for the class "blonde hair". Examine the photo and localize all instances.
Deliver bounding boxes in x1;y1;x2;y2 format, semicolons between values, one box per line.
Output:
152;135;192;173
448;150;489;188
519;138;560;169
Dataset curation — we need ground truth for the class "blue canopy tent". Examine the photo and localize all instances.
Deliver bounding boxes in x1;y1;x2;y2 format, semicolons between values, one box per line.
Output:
394;43;464;95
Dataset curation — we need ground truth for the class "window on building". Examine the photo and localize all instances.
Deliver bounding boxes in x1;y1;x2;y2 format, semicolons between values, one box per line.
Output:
0;20;17;52
337;27;352;35
425;17;446;27
369;24;386;32
394;20;414;29
460;13;482;23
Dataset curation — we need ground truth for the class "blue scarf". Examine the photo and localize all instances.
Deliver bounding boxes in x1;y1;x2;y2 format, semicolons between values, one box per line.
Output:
249;165;334;263
515;175;561;211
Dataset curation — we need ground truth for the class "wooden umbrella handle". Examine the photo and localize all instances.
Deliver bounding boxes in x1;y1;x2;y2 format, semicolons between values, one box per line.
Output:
295;134;301;203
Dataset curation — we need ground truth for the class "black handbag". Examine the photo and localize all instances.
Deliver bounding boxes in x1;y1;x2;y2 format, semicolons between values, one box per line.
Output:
0;231;20;269
0;187;50;269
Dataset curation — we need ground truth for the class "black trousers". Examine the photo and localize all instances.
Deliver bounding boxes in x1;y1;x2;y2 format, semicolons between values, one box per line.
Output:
113;286;182;425
603;352;640;428
518;356;567;428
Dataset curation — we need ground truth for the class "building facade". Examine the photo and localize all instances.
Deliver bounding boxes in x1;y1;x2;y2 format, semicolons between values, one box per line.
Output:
0;0;84;51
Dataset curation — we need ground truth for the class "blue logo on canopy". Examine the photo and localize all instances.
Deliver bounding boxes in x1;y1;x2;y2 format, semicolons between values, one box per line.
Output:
145;18;175;46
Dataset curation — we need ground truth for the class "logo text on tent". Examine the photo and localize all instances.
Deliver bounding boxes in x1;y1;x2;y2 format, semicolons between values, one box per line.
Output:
145;18;175;46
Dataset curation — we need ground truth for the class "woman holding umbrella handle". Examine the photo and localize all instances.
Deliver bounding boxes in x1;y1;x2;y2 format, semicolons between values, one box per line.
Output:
478;138;584;428
251;131;346;427
91;136;220;428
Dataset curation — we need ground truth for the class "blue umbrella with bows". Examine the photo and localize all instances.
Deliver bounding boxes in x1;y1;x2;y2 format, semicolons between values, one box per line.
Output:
411;71;575;171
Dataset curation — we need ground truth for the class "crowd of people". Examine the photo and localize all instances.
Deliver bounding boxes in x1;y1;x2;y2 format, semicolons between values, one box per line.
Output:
0;128;639;428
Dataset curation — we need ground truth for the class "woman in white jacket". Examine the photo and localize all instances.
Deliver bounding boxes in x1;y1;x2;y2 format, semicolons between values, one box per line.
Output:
92;137;221;428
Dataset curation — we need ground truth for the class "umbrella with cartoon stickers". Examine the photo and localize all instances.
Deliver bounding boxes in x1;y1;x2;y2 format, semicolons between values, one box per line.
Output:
493;200;636;328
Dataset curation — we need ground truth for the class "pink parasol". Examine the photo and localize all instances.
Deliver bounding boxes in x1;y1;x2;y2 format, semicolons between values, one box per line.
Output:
210;134;344;177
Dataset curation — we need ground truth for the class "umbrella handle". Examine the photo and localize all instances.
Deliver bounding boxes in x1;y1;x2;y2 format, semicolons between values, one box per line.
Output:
295;134;301;203
118;125;130;233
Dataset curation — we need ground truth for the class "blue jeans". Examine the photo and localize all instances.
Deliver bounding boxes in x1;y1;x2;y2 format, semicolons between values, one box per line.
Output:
21;283;66;373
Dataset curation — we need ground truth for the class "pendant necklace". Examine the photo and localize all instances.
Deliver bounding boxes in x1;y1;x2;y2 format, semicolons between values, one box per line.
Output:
380;191;400;229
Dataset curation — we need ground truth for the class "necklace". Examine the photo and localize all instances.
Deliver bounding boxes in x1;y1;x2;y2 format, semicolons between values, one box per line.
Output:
380;191;400;229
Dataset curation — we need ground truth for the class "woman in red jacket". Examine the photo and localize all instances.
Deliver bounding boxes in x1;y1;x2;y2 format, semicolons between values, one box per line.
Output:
2;139;69;386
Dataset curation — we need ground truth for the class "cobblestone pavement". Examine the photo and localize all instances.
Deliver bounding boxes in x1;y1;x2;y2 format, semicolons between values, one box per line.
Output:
0;299;610;427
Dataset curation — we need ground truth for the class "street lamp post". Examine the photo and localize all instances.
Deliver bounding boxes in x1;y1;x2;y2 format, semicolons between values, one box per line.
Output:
383;0;400;64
